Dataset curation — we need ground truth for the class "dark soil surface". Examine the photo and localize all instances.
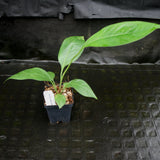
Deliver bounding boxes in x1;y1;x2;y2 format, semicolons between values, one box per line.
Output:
44;84;73;105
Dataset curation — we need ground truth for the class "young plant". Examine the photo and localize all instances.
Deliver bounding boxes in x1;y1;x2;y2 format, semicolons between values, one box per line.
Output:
6;21;160;108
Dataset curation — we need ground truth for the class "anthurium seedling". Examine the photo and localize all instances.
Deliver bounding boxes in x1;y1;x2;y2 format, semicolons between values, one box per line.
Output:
6;21;160;108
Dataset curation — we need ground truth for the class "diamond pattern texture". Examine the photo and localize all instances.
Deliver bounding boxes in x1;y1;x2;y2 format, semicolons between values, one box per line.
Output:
1;61;160;160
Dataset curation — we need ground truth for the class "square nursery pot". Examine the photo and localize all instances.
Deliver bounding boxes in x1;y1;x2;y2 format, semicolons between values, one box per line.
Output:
44;103;73;124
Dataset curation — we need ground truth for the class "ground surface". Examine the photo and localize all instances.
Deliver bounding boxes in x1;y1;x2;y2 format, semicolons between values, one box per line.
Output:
1;60;160;160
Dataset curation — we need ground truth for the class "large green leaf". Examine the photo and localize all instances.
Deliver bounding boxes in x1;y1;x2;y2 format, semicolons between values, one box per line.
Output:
58;36;85;72
85;21;160;47
6;67;54;82
55;94;66;109
64;79;97;99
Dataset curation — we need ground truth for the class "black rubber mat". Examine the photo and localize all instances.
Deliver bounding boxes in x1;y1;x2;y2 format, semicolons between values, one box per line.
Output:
1;61;160;160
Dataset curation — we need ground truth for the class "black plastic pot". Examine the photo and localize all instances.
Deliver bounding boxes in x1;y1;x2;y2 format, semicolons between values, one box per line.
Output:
44;103;73;124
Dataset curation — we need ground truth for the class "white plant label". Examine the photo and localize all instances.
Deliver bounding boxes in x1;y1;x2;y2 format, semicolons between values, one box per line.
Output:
43;90;56;106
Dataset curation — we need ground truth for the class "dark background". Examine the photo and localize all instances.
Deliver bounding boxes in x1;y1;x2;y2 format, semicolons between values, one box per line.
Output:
0;0;160;64
1;1;160;160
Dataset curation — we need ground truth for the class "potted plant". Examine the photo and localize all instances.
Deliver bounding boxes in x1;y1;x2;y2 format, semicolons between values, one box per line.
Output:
5;21;160;124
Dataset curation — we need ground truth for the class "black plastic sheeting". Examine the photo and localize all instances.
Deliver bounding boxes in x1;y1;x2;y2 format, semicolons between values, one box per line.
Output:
0;0;160;19
1;0;160;64
0;0;72;19
73;0;160;19
0;17;160;64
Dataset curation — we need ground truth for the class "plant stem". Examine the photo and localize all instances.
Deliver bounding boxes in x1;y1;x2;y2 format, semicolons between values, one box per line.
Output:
51;80;57;93
59;70;63;92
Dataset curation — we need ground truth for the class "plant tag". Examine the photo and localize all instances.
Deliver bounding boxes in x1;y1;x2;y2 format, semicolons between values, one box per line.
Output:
43;90;56;106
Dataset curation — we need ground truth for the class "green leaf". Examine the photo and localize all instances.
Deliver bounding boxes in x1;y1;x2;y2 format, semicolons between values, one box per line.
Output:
64;79;97;99
55;94;66;109
47;71;55;81
58;36;85;72
6;67;53;82
85;21;160;47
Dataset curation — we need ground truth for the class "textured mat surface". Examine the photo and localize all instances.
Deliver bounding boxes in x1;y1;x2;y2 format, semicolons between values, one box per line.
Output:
1;61;160;160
